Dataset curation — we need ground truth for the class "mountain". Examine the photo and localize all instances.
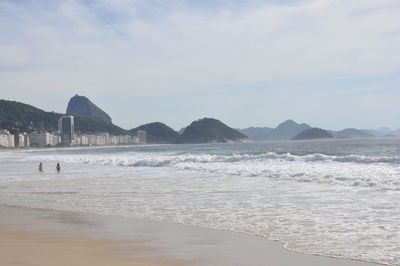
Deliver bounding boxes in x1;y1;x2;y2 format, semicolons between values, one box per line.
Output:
0;99;60;132
0;99;127;135
130;122;179;144
292;128;333;140
260;120;311;141
178;118;248;144
73;115;127;135
66;95;112;123
237;127;273;140
362;127;400;137
333;128;374;138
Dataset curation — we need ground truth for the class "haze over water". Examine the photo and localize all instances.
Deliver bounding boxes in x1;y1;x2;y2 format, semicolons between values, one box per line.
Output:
1;138;400;265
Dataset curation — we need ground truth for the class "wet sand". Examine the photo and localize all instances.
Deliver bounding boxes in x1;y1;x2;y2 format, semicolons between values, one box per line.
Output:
0;204;381;266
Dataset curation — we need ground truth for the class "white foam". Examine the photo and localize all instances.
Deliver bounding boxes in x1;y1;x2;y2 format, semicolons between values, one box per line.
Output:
21;151;400;191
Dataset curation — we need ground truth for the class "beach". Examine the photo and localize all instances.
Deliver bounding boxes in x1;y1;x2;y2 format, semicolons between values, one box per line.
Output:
2;0;399;264
0;230;182;266
0;204;380;266
0;140;399;265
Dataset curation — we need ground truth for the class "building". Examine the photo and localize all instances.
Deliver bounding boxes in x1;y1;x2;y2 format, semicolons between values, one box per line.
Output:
6;129;30;148
9;129;20;147
78;135;89;145
51;134;61;146
29;132;60;147
131;136;139;144
58;115;75;145
30;132;51;146
0;130;15;148
138;130;147;144
74;132;143;146
21;132;30;147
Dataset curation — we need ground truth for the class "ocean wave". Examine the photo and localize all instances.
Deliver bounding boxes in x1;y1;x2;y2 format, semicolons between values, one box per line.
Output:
69;152;400;166
26;151;400;191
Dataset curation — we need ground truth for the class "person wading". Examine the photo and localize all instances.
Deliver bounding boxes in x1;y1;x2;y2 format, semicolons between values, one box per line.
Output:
56;163;61;173
38;162;43;173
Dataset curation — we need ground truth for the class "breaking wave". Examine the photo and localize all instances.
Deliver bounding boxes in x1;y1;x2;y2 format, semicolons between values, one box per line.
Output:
44;152;400;167
30;152;400;191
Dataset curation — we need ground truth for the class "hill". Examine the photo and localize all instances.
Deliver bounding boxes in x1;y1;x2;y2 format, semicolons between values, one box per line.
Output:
259;120;311;141
0;99;60;132
130;122;179;144
0;99;127;135
66;95;112;123
178;118;248;144
334;128;373;138
292;128;333;140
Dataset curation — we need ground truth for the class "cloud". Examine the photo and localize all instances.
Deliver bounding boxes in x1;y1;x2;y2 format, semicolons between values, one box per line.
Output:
0;0;399;128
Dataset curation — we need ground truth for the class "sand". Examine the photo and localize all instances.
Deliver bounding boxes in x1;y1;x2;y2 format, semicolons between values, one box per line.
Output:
0;230;184;266
0;204;381;266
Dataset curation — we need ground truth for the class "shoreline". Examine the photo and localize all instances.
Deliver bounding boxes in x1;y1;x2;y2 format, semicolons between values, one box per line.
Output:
2;136;399;152
0;204;383;266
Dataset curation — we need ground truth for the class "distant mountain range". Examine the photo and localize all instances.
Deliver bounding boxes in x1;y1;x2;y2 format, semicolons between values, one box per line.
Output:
361;127;400;137
0;97;247;144
239;120;311;141
239;120;399;141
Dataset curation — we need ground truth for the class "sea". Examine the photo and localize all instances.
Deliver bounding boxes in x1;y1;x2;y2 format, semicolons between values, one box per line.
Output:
0;137;399;265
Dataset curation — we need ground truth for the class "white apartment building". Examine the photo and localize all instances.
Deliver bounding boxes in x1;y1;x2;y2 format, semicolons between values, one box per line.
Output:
19;133;30;147
29;132;61;147
0;130;15;148
0;130;30;148
74;133;142;146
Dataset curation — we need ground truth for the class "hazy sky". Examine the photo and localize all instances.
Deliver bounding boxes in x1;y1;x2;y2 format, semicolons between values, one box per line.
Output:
1;0;399;130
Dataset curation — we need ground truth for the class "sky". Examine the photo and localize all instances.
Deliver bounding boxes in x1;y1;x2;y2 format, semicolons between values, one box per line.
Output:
1;0;400;131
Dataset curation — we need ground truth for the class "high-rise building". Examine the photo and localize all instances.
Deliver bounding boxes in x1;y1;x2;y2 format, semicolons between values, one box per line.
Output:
58;115;75;145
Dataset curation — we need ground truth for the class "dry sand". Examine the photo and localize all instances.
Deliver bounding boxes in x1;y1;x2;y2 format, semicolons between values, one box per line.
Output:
0;230;184;266
0;204;382;266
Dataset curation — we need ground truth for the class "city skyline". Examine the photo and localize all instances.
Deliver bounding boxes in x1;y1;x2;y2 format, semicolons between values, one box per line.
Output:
1;0;399;130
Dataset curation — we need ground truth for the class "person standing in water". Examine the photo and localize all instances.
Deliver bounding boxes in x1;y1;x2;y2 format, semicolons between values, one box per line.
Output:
56;163;61;173
38;162;43;173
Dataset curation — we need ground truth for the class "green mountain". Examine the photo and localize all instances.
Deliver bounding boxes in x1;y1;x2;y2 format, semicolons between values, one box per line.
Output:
130;122;179;144
0;99;127;135
73;115;127;135
178;118;248;144
66;95;112;123
0;99;59;132
292;128;333;140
